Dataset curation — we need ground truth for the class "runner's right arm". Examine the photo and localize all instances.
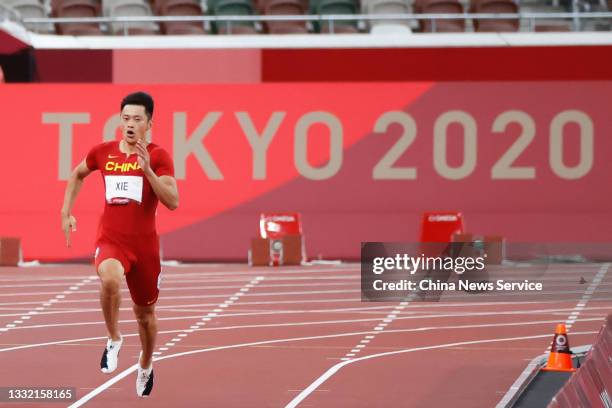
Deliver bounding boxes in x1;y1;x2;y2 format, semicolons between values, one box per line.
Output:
61;160;93;247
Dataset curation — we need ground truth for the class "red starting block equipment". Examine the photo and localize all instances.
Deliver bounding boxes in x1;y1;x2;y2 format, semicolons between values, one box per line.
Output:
0;237;21;266
419;211;465;259
420;212;465;243
249;213;306;266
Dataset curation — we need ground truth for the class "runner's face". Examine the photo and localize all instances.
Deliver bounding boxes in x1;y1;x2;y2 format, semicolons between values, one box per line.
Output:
120;104;151;145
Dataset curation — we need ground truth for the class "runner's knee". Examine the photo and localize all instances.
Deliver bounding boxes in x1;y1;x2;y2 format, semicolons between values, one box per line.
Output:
133;305;155;326
98;259;124;293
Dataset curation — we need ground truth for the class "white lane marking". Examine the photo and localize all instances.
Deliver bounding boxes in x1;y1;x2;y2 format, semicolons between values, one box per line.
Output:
0;317;607;354
0;290;599;307
1;277;91;333
0;266;360;283
3;305;611;332
2;281;609;299
3;262;608;283
69;329;599;408
564;263;609;328
544;263;609;351
154;276;265;357
284;331;599;408
0;288;361;298
0;303;402;318
0;279;352;289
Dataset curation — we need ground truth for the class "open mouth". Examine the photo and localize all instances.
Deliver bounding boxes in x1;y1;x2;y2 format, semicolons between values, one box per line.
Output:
126;130;135;137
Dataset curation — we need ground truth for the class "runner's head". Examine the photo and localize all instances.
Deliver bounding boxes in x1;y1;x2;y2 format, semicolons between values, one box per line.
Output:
120;92;154;145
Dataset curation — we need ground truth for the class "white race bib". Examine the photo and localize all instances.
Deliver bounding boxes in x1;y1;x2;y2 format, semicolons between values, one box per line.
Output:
105;175;143;204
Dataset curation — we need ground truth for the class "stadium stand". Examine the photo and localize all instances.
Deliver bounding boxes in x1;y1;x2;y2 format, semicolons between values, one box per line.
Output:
310;0;359;33
470;0;520;32
4;0;55;33
0;0;609;37
208;0;258;34
414;0;465;32
260;0;309;33
362;0;412;33
156;0;206;34
52;0;103;35
103;0;159;34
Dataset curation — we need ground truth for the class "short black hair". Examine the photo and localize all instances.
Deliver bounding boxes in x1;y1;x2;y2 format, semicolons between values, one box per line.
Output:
121;91;154;120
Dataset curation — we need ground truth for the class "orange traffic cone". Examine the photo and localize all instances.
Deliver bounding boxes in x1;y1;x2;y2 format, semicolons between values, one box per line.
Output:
541;324;576;372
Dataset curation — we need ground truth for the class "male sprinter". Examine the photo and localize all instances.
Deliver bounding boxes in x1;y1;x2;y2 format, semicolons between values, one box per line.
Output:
60;92;178;397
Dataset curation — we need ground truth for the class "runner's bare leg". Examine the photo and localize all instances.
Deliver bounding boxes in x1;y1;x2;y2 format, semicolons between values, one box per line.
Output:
133;304;157;368
97;259;123;341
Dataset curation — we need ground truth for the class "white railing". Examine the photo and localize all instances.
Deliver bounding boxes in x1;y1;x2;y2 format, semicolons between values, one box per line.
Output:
14;12;612;34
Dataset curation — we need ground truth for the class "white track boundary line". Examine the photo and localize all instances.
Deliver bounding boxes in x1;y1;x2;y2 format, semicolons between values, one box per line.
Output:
341;296;413;361
0;288;361;298
151;276;265;357
5;305;611;332
542;262;610;354
284;330;599;408
564;263;609;330
1;264;604;283
0;296;581;308
0;304;395;318
0;281;356;290
67;330;598;408
2;316;604;356
497;353;547;408
0;265;359;280
3;261;609;282
2;285;609;300
0;275;95;334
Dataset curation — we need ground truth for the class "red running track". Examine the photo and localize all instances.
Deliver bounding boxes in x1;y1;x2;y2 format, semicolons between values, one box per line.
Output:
0;263;609;408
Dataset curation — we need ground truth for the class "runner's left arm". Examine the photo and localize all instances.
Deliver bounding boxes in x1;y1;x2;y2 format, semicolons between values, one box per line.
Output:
136;140;179;210
145;173;179;211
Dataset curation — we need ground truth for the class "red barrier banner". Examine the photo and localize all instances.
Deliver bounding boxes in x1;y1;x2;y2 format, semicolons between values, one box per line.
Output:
0;83;611;261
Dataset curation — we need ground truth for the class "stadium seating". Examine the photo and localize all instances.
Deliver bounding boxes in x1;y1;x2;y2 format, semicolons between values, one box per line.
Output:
104;0;159;34
52;0;103;35
534;23;571;31
260;0;308;33
149;0;168;13
414;0;465;32
310;0;359;33
4;0;55;33
157;0;206;34
4;0;607;35
362;0;412;33
209;0;257;34
471;0;520;32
